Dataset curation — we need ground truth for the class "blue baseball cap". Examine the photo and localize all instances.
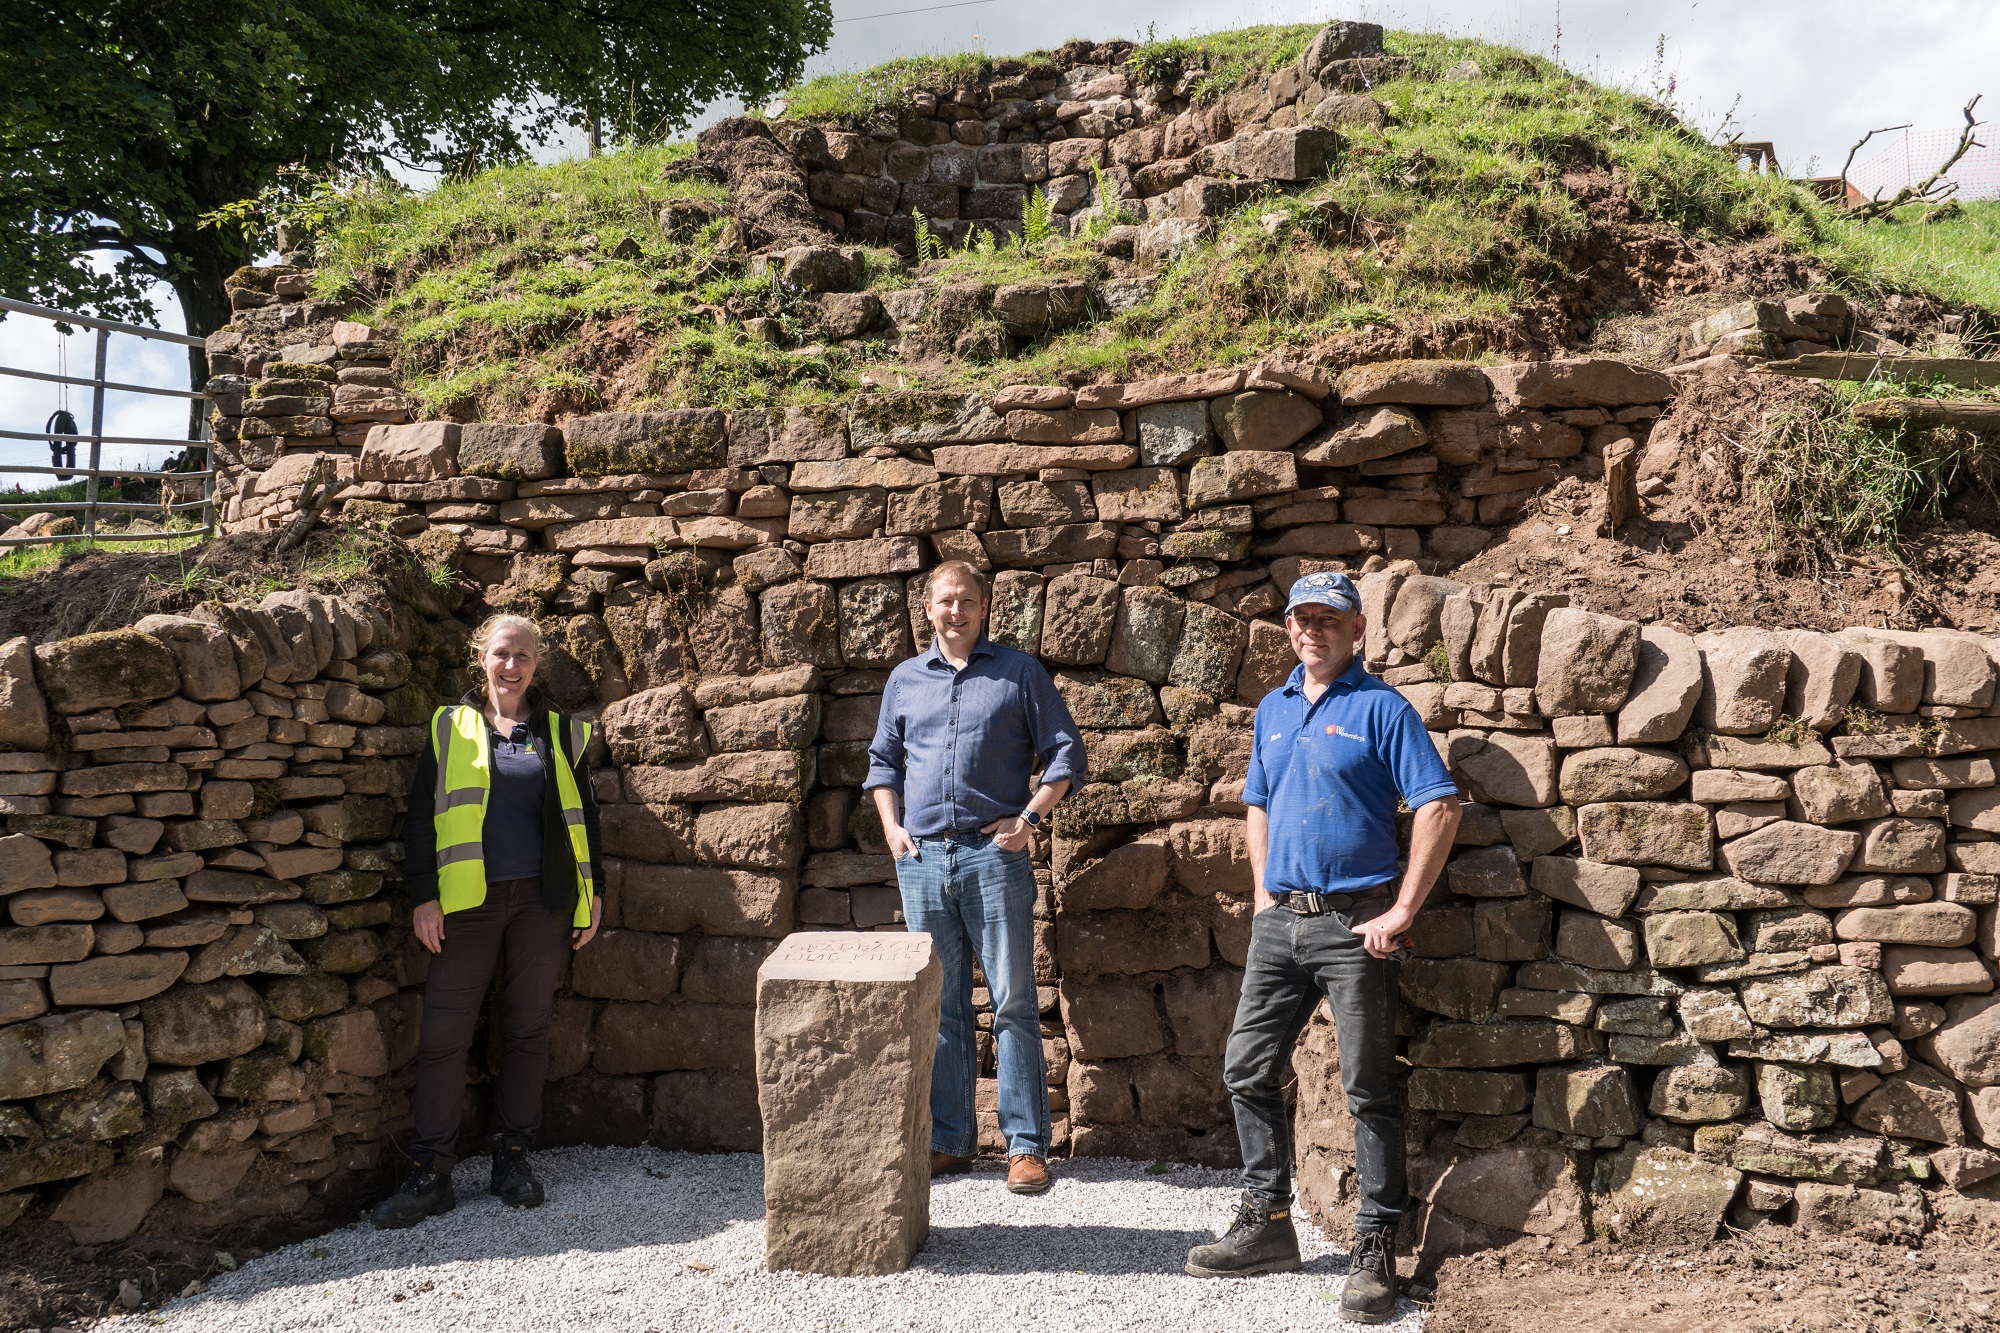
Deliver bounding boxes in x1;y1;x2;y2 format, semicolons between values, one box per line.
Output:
1285;571;1361;615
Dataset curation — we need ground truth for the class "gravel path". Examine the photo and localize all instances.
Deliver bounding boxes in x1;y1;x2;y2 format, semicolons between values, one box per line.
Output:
136;1148;1424;1332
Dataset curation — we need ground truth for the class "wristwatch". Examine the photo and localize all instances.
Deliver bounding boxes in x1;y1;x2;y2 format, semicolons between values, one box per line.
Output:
1020;809;1043;827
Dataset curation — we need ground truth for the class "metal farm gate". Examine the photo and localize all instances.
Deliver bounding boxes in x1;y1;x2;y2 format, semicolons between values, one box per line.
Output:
0;295;214;545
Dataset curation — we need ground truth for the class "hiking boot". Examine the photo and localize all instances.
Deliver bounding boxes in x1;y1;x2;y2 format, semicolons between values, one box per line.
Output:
931;1151;973;1177
1006;1154;1051;1195
371;1166;456;1230
1339;1228;1399;1324
1184;1191;1302;1277
489;1137;545;1209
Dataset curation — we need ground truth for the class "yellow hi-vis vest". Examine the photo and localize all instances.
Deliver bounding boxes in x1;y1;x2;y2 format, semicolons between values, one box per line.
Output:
429;704;595;926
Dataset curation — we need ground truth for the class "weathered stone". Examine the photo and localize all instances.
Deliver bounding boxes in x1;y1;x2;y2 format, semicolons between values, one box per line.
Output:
1642;911;1743;969
1531;857;1642;918
1849;1063;1965;1144
1406;1068;1530;1115
1337;359;1490;407
33;631;179;714
1882;946;1994;996
1794;1181;1928;1241
1091;468;1184;524
49;1160;167;1243
1780;631;1863;733
1924;993;2000;1087
1577;802;1712;871
1039;575;1120;667
761;580;841;668
757;932;940;1275
1448;844;1529;898
1649;1064;1752;1123
1757;1061;1837;1130
1695;628;1792;735
140;978;268;1065
1535;610;1639;716
1790;762;1890;825
1740;966;1894;1028
1406;1019;1599;1067
1611;626;1700;745
1834;903;1975;947
1597;1143;1741;1247
1533;1062;1638;1137
1558;747;1687;804
457;422;564;480
130;616;240;702
600;685;705;766
0;1010;125;1099
1485;358;1674;411
1184;450;1298;508
564;410;726;475
47;952;187;1006
1167;603;1247;699
1418;1142;1587;1241
1476;895;1551;961
0;637;50;750
986;571;1045;655
1103;587;1185;684
1402;958;1511;1022
1852;816;1945;874
618;863;796;938
1296;406;1427;468
1555;911;1639;970
1705;734;1832;770
1454;732;1558;807
1718;821;1859;885
1209;390;1322;451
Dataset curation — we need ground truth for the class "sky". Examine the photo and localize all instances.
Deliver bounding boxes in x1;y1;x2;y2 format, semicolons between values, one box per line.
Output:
3;0;1995;488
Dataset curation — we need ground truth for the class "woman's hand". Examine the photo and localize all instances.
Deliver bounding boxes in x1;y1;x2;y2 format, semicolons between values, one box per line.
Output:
412;901;445;954
572;896;603;951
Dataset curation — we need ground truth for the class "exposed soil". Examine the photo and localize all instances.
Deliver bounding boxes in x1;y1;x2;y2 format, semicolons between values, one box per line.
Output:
1424;1229;2000;1333
0;1208;359;1332
1453;371;2000;636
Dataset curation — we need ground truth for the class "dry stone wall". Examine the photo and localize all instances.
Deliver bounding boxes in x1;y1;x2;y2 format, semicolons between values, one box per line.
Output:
0;587;461;1245
765;22;1413;253
106;291;1994;1249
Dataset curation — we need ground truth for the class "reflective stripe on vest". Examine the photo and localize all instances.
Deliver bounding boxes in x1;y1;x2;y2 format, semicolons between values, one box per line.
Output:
430;705;595;926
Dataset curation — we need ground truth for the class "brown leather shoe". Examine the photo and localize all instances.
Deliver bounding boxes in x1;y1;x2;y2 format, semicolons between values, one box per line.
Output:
931;1151;973;1177
1007;1154;1051;1195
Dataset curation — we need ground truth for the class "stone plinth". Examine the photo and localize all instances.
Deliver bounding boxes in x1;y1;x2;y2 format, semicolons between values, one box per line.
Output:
756;930;941;1275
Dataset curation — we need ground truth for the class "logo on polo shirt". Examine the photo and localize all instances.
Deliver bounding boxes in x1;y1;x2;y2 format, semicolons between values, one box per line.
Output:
1326;723;1367;743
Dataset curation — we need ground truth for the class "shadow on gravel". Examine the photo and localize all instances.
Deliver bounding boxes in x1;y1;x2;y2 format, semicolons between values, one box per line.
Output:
916;1223;1355;1277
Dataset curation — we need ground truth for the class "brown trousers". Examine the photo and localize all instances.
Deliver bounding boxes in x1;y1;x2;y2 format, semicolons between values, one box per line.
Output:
409;877;571;1170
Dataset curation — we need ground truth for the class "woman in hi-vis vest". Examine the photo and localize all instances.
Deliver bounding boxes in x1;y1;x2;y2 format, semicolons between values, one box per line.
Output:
373;613;604;1230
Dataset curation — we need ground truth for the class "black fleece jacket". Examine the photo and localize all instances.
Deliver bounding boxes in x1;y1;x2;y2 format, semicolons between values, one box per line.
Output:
403;690;606;920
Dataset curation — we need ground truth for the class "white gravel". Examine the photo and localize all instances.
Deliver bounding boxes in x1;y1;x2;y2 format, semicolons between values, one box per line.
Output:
133;1148;1425;1332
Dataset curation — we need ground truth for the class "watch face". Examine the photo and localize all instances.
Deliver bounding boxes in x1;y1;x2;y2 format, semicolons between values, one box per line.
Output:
1023;810;1041;826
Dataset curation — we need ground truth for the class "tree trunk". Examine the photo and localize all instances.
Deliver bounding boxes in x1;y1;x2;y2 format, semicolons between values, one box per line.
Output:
169;240;241;441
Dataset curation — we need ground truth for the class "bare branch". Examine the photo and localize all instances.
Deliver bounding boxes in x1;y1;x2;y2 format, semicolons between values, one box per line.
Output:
1836;122;1910;204
1848;96;1985;223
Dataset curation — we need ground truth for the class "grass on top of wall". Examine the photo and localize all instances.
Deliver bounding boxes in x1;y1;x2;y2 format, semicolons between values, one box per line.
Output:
298;24;1998;422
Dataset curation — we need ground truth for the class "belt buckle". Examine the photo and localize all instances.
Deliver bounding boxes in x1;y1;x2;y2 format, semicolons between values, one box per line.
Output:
1293;890;1325;917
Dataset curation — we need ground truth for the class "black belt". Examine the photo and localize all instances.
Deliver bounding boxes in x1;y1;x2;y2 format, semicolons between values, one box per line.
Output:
1282;886;1391;916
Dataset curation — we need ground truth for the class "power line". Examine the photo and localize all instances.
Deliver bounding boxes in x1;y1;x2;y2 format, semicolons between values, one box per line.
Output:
834;0;993;23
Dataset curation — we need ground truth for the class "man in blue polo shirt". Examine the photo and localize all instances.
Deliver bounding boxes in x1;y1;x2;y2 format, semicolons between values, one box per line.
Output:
1185;571;1461;1327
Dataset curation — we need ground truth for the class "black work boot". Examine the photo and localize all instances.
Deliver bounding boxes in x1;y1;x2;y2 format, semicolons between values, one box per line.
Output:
371;1165;456;1230
1184;1191;1302;1277
1339;1228;1399;1324
489;1136;545;1209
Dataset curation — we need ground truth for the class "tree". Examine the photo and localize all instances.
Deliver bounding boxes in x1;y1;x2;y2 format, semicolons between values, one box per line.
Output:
0;0;832;393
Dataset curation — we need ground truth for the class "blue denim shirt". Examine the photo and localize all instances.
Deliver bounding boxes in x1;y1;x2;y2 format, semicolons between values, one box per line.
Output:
1244;658;1460;897
865;635;1086;836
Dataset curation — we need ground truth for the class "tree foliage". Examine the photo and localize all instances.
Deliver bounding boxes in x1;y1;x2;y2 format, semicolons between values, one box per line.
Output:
0;0;832;336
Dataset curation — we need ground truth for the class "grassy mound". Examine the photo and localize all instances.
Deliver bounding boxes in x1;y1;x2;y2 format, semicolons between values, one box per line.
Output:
302;25;1999;421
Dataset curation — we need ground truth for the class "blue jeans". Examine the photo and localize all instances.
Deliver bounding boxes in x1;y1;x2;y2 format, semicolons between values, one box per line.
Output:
895;832;1049;1159
1224;899;1407;1233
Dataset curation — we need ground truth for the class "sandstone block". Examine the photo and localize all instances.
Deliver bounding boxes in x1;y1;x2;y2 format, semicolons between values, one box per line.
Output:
1780;631;1863;732
0;1010;126;1099
757;932;941;1275
1533;1062;1638;1137
1642;911;1744;968
358;421;459;481
1740;965;1894;1028
564;410;726;475
1790;762;1890;824
1695;628;1791;735
1557;747;1687;804
1185;450;1298;508
1040;575;1120;667
1649;1064;1752;1123
1209;390;1322;451
1718;821;1859;885
33;631;179;714
1881;945;1994;996
1535;609;1639;716
1485;358;1674;411
1296;406;1426;468
1617;626;1703;744
0;637;50;750
1531;856;1642;918
1597;1143;1741;1247
600;685;705;766
1834;903;1975;947
1848;1063;1965;1144
1453;732;1557;807
1577;802;1712;871
1337;360;1490;407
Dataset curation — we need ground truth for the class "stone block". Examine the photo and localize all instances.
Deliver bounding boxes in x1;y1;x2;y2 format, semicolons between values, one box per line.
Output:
1740;966;1894;1028
1576;802;1713;870
33;631;180;714
1557;747;1687;804
1532;1062;1638;1137
1136;400;1215;466
1790;762;1890;824
1337;360;1491;407
1596;1143;1741;1247
1718;821;1859;885
358;421;459;482
757;932;940;1275
1649;1064;1752;1124
1695;628;1792;735
1536;609;1640;716
1484;358;1674;411
1039;575;1120;667
458;423;564;481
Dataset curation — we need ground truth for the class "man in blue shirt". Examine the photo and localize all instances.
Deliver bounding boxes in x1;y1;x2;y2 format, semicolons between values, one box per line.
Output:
1185;571;1461;1326
866;560;1085;1197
